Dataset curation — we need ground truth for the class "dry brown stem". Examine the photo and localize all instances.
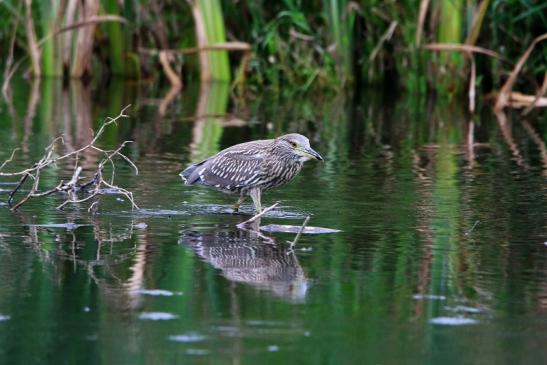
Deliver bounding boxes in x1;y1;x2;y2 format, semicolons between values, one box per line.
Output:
24;0;41;77
71;0;100;78
495;33;547;111
158;51;182;89
37;15;127;49
416;0;430;46
522;73;547;115
465;0;490;46
138;42;252;56
369;21;397;63
505;92;547;108
423;43;504;60
1;105;139;212
140;42;251;95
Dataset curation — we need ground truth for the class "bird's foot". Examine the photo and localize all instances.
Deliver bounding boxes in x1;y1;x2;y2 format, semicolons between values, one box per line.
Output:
232;196;246;214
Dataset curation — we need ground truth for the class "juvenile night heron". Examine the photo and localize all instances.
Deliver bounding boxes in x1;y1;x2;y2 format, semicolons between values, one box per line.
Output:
180;134;323;213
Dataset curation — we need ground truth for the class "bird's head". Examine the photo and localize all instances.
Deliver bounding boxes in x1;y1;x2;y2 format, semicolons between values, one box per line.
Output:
277;134;323;162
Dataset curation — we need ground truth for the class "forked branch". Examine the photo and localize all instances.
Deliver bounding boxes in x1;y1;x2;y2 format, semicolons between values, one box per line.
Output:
1;105;139;211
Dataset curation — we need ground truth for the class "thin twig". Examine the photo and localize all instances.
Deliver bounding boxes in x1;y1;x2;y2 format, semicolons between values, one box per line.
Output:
36;15;127;48
0;148;20;171
7;173;30;207
236;202;280;227
88;200;99;214
423;43;505;61
369;21;397;63
465;220;480;236
287;216;310;248
138;42;251;56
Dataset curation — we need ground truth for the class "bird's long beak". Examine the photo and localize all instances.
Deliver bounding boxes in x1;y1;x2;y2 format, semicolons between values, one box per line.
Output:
304;147;323;161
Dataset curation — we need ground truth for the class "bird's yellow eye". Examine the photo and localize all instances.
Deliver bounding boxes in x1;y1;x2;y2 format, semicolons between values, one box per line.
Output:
291;141;298;148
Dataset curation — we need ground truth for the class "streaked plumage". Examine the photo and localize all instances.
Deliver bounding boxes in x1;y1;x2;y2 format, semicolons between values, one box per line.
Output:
179;228;308;301
180;133;323;213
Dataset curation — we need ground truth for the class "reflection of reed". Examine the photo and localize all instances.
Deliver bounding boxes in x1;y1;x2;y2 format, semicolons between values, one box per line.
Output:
466;119;475;169
71;81;95;150
124;233;149;309
412;148;435;320
521;120;547;177
179;226;309;301
22;78;41;152
60;80;101;172
495;110;528;169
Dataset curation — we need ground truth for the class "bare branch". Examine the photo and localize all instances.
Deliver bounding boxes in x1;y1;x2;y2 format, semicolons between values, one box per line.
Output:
1;105;138;212
495;33;547;111
0;148;20;171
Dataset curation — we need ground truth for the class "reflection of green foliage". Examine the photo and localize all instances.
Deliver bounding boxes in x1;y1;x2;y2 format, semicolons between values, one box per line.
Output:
39;78;54;135
194;82;230;161
429;142;459;314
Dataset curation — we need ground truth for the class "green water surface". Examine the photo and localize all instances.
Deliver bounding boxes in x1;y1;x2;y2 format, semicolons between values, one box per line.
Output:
0;78;546;364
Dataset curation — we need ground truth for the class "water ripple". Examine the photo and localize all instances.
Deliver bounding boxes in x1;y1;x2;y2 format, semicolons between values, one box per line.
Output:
430;317;479;326
139;312;179;321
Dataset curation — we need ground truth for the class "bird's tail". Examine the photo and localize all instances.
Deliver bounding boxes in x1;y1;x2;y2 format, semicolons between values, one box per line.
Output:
179;160;206;185
179;165;196;184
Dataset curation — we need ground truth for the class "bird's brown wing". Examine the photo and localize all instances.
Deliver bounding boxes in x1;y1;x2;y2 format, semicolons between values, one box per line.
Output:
185;140;271;191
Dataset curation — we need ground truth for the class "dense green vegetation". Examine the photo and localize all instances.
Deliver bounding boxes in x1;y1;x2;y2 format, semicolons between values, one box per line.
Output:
0;3;546;363
0;0;545;101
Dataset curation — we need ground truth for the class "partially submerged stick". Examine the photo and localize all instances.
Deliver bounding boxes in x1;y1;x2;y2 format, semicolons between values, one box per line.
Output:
287;216;310;249
236;202;280;228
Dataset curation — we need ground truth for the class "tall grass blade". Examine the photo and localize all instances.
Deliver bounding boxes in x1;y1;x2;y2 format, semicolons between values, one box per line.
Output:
104;0;125;76
195;0;230;82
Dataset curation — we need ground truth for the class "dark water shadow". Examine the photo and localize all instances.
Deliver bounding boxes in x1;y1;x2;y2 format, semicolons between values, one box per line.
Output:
179;223;309;302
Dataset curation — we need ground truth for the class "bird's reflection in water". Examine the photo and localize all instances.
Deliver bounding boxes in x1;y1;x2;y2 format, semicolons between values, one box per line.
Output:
179;222;309;302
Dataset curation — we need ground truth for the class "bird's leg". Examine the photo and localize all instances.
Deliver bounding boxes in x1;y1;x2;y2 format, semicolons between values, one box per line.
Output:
249;188;262;213
232;196;246;212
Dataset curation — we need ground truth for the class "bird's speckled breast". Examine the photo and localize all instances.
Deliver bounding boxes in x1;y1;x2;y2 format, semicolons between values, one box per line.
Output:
257;157;304;193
